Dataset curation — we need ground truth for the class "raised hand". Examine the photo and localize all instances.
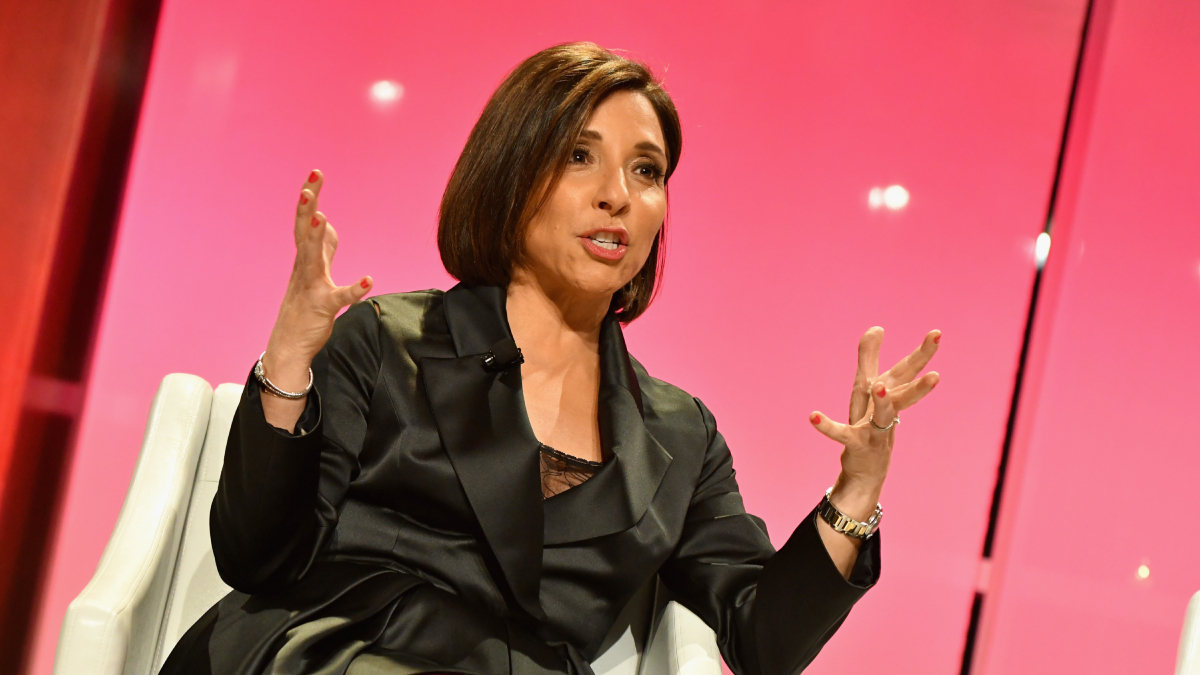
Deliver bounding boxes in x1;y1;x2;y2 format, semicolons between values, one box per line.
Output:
260;170;372;429
807;327;941;575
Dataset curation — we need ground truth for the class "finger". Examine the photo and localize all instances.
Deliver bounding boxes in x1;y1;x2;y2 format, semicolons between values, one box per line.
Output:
294;188;318;243
294;170;323;239
322;220;340;257
305;210;328;244
809;411;853;445
868;381;897;429
884;329;941;385
293;211;328;277
850;327;884;424
329;276;374;309
889;371;940;411
304;169;323;198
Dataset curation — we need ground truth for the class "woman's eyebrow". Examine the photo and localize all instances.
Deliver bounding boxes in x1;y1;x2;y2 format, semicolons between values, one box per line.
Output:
578;129;666;160
635;141;667;160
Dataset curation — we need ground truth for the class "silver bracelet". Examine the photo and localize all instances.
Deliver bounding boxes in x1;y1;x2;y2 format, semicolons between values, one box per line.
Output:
253;352;313;400
817;487;882;540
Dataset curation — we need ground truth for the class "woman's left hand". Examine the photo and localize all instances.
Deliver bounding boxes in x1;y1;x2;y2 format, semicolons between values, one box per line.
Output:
808;327;940;570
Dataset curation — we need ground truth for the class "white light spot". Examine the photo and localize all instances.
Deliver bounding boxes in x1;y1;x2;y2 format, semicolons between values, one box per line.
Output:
868;187;885;209
883;185;909;210
369;80;404;108
1137;564;1150;579
1035;232;1052;269
869;185;909;211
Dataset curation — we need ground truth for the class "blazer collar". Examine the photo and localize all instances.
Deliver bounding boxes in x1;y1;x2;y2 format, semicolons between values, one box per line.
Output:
419;284;672;619
541;313;672;545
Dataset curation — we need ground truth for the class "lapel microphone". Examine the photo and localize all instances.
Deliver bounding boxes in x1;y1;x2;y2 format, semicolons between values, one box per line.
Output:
481;338;525;372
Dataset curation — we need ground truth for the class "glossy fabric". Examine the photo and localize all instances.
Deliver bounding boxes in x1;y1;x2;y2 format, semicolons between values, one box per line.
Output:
160;284;879;675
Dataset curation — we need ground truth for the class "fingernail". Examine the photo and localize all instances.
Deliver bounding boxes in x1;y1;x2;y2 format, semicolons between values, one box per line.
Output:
933;335;941;345
810;413;821;425
877;386;886;397
311;217;319;228
300;195;309;205
308;171;319;184
360;279;370;289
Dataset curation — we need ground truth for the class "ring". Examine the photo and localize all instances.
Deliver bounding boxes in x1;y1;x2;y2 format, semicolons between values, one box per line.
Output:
869;414;899;432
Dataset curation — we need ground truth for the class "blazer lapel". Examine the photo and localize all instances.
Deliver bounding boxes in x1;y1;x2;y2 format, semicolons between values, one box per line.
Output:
419;285;546;620
420;284;675;604
543;314;673;545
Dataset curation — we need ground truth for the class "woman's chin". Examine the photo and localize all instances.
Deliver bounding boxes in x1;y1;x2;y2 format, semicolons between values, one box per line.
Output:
563;271;632;299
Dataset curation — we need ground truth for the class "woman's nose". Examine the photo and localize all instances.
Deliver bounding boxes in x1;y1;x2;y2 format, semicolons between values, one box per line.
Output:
595;166;631;215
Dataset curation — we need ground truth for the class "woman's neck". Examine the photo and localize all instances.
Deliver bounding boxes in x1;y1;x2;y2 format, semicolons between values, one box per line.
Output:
506;271;606;462
505;270;609;363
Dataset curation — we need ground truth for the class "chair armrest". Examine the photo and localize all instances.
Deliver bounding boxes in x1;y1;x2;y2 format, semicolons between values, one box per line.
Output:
1178;590;1200;675
53;374;212;675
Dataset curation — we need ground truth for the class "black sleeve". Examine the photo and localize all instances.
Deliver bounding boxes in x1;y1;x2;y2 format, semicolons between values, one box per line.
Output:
210;301;381;594
657;398;879;675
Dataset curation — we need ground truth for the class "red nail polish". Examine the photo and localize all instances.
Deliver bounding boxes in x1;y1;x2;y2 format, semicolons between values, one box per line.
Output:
308;171;319;184
933;335;941;345
360;279;370;289
311;217;319;227
300;195;309;205
810;413;821;425
877;386;886;397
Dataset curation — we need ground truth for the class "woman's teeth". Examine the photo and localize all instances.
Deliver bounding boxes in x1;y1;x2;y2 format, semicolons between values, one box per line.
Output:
588;235;621;250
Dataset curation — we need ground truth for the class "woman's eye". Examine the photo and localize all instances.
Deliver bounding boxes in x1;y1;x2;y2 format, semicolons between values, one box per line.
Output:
635;163;664;180
570;148;589;163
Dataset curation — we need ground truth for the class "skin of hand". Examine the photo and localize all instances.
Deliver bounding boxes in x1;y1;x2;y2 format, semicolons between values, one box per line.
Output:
507;90;669;464
809;327;941;578
260;170;372;432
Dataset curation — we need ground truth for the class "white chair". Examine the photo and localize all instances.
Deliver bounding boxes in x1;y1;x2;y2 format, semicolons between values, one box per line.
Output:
54;374;721;675
1179;591;1200;675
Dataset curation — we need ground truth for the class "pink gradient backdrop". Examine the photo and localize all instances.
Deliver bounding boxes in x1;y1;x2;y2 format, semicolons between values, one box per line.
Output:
974;1;1200;672
31;2;1088;673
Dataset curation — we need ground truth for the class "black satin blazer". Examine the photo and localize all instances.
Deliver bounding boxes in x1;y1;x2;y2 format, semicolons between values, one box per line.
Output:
161;284;879;675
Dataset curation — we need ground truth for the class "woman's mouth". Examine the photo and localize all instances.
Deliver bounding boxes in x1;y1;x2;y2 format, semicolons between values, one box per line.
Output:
580;230;628;260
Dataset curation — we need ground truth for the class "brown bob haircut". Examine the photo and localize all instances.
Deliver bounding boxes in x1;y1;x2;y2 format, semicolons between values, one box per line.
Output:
437;42;682;322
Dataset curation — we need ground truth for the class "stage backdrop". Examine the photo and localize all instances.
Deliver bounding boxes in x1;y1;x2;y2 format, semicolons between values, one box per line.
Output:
974;1;1200;672
30;1;1089;673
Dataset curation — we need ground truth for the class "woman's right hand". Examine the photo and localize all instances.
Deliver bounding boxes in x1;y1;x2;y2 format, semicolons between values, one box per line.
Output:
260;170;372;430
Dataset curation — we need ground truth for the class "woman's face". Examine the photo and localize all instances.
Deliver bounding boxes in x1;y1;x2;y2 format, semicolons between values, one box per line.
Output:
519;90;668;301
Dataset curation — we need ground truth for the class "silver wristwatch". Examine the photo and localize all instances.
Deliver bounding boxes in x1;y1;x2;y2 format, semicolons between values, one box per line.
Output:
817;487;882;540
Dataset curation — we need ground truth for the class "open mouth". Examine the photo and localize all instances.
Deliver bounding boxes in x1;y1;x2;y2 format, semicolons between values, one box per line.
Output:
587;234;622;251
580;228;628;260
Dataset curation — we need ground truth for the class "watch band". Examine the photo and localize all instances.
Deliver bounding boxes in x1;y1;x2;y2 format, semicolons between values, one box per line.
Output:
817;487;882;540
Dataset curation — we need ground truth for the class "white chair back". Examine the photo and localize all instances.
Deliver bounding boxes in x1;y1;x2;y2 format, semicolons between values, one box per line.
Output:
54;374;212;675
152;383;243;668
1179;590;1200;675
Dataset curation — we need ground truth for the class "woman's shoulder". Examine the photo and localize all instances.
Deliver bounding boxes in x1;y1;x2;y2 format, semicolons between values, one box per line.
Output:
627;355;710;434
367;289;445;316
351;290;453;360
329;290;445;340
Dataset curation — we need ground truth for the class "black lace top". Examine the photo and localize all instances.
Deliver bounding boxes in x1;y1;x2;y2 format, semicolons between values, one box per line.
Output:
538;443;603;498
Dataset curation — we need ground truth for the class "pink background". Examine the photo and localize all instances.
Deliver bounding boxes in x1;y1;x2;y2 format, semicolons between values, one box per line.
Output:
974;1;1200;672
27;1;1197;673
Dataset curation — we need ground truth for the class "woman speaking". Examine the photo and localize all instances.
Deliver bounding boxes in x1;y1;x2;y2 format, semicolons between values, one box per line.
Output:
162;42;941;675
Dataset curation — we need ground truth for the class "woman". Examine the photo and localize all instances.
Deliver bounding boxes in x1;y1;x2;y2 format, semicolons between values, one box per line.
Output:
163;42;940;675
